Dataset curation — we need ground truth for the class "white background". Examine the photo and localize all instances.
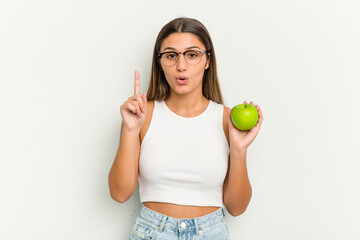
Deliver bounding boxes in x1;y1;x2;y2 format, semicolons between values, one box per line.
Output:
1;0;360;239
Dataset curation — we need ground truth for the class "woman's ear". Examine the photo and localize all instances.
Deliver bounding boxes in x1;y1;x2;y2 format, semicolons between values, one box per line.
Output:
205;53;211;69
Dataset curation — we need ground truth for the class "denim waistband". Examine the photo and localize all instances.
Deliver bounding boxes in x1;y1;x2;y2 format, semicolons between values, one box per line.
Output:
138;204;225;234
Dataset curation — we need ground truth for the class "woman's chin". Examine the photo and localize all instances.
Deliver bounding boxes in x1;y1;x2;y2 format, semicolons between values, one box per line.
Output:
172;88;195;96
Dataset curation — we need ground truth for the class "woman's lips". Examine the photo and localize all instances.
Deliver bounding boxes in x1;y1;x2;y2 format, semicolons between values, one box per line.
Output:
176;77;189;85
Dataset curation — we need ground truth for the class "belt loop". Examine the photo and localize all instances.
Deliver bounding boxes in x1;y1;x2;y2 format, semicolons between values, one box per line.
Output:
159;216;167;232
194;218;200;236
222;208;225;217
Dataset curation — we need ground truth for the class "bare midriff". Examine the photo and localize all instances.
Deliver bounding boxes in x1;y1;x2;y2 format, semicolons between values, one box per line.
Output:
143;202;220;219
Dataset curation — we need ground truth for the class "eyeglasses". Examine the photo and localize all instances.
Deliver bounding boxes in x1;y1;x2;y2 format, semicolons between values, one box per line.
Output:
158;50;209;67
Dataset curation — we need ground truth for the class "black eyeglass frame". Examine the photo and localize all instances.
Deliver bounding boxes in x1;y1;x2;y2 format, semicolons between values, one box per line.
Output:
158;50;210;65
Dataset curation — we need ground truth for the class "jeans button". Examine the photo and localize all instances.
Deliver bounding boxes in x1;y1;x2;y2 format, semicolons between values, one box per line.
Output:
180;222;186;229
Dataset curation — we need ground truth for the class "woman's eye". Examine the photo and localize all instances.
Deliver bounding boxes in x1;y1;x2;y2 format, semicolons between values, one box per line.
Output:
166;53;177;59
187;52;199;58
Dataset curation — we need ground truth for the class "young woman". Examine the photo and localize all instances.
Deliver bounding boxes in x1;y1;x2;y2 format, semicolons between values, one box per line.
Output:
108;17;263;240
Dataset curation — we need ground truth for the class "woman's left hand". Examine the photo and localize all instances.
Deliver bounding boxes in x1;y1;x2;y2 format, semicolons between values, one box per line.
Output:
227;101;264;151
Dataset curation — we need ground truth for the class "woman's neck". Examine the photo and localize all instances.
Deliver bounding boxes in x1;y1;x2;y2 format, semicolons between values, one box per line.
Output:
165;92;209;117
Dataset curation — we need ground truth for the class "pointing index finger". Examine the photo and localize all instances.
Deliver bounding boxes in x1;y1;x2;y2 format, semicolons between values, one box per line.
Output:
134;70;140;96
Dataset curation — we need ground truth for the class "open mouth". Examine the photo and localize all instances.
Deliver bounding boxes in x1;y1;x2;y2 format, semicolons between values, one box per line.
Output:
176;77;189;84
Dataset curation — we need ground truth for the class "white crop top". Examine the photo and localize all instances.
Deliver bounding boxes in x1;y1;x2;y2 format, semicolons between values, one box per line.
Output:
138;100;229;208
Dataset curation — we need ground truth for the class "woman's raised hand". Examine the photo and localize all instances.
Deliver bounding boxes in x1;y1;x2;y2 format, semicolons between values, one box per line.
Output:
120;71;147;132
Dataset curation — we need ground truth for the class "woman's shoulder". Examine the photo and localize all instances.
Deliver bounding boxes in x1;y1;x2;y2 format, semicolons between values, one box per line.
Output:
147;100;155;108
140;100;155;144
145;100;155;120
209;101;230;115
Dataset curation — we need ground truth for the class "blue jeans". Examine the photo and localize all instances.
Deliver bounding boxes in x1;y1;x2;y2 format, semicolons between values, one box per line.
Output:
130;204;230;240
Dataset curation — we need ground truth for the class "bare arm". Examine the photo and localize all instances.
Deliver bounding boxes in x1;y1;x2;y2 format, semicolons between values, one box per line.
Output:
223;101;263;216
108;124;141;202
223;149;252;216
108;71;147;203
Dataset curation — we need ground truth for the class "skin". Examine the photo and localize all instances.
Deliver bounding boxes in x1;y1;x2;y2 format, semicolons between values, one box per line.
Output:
108;32;264;218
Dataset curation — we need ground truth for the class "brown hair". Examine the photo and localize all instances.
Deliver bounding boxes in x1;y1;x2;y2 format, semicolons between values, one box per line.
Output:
147;17;224;104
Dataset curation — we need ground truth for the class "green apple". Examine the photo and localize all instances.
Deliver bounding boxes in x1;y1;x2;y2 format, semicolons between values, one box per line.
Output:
231;103;259;130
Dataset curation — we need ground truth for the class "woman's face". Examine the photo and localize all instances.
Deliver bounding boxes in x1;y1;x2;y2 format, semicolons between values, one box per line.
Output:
159;33;210;97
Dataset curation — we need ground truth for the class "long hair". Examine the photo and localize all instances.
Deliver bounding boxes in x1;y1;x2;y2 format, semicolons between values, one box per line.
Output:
147;17;224;104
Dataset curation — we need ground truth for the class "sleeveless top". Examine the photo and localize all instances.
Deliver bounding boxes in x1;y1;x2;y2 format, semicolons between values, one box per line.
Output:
138;100;229;208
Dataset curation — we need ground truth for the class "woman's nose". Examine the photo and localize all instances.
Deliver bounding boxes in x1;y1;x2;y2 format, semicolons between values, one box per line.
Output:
176;54;187;71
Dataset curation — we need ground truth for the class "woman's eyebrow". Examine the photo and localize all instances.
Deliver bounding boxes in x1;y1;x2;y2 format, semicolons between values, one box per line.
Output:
162;46;201;51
